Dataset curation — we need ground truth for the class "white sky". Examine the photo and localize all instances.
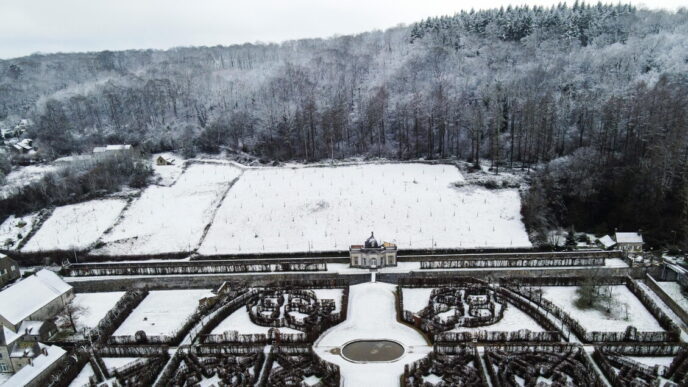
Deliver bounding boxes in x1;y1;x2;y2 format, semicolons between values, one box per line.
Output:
0;0;683;59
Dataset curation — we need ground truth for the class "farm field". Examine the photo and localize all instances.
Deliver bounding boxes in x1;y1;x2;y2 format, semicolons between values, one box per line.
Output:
0;211;41;249
113;289;210;336
93;163;242;256
199;163;531;255
22;199;127;252
540;285;664;332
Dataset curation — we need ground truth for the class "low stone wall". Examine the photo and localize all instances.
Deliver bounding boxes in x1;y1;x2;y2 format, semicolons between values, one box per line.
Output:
70;272;370;292
645;274;688;326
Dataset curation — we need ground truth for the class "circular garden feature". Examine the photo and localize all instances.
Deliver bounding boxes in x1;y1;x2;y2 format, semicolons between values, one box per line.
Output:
341;340;405;362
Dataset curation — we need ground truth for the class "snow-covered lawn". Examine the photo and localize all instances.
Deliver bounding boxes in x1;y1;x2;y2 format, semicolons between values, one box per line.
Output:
540;286;663;332
113;289;209;336
452;302;545;333
199;163;530;255
314;282;431;387
68;358;140;387
71;292;125;330
656;281;688;312
94;163;241;255
22;199;127;252
312;288;344;313
0;212;40;249
402;288;435;313
69;363;94;386
626;356;675;368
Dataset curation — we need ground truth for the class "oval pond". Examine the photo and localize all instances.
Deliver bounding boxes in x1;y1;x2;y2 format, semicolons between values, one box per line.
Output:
341;340;404;362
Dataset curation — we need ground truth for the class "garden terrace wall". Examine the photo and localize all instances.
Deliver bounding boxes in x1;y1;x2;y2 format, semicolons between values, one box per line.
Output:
434;330;560;343
592;344;687;386
407;249;622;263
63;261;326;276
420;256;605;269
644;274;688;325
68;272;364;292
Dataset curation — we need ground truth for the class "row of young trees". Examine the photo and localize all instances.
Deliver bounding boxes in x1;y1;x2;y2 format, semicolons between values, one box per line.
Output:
0;4;686;247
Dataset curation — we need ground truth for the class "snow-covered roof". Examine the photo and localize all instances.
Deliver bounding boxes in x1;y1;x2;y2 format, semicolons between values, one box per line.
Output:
0;269;72;326
18;320;47;335
615;232;644;244
597;235;616;249
4;344;66;386
1;326;20;346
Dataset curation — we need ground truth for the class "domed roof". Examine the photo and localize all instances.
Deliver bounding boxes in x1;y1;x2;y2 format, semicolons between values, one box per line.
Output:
364;232;378;248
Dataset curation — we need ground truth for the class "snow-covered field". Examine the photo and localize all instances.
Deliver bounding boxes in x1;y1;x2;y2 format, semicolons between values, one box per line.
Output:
540;286;663;332
94;163;241;255
0;212;40;249
22;199;127;252
199;163;530;255
315;282;430;387
71;292;125;330
402;288;435;313
113;289;209;336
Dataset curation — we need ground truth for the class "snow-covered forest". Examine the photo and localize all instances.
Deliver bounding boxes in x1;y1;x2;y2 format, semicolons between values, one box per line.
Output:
1;3;687;248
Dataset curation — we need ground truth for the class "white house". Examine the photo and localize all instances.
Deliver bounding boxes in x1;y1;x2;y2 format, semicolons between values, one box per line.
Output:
0;269;74;332
3;344;66;386
615;232;644;253
349;232;397;269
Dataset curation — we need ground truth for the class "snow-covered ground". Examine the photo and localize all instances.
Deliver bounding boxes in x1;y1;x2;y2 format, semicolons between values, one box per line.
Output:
312;288;344;313
0;164;63;198
210;308;301;335
656;281;688;312
113;289;209;336
151;152;184;186
401;288;435;313
452;302;545;333
71;292;125;330
22;199;127;252
540;286;663;332
94;163;241;255
69;363;94;387
199;163;531;255
626;356;675;368
314;282;431;387
67;358;140;387
0;212;41;249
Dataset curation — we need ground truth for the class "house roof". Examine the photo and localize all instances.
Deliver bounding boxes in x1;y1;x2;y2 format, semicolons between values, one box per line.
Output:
615;232;644;244
0;326;20;346
597;235;616;249
5;344;66;386
0;269;72;326
18;320;47;336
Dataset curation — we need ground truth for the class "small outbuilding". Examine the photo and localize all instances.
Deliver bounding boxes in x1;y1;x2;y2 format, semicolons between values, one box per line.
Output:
156;155;175;166
0;254;20;287
349;232;397;269
596;235;616;250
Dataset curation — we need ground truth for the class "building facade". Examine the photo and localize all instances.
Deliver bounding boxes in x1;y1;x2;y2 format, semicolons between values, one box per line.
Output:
349;233;397;269
615;232;644;254
0;255;20;287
